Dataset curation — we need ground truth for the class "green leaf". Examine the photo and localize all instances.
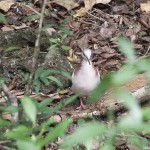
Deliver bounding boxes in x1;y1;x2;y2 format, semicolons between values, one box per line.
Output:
34;119;54;135
61;45;71;51
42;24;56;29
40;78;49;85
4;105;18;113
127;136;148;149
34;68;44;79
33;80;41;93
47;76;63;87
140;137;149;148
24;14;39;21
101;145;114;150
87;74;112;103
5;125;31;140
61;122;106;148
49;44;58;50
118;37;136;63
77;119;85;126
24;73;29;82
40;95;79;116
38;98;53;111
116;90;141;113
60;28;73;36
60;71;72;80
112;64;139;86
61;34;67;40
39;120;71;147
136;58;150;72
17;140;39;150
43;103;62;115
40;69;51;78
5;46;20;52
49;38;58;43
142;107;150;121
0;12;7;24
63;94;79;106
116;90;142;126
21;97;37;125
0;118;10;127
118;122;150;133
0;77;5;88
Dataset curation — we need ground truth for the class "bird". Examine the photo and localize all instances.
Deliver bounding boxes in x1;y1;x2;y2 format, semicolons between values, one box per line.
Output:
71;48;100;109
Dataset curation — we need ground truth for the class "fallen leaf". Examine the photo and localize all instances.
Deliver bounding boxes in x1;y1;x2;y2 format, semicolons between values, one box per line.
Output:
74;0;111;17
84;0;96;10
105;59;118;66
0;0;14;12
77;34;88;49
102;53;116;59
112;4;128;13
1;26;14;31
140;2;150;13
96;0;111;4
122;0;133;5
53;0;79;11
67;56;79;63
74;7;88;17
11;23;27;30
34;0;40;4
69;21;81;31
44;27;56;35
2;113;12;121
50;115;62;123
100;24;117;38
59;89;70;94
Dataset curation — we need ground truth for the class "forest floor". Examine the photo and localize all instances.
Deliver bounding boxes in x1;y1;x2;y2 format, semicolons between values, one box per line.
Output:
0;0;150;149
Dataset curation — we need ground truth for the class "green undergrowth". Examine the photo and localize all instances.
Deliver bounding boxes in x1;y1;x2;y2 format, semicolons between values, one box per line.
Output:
0;37;150;150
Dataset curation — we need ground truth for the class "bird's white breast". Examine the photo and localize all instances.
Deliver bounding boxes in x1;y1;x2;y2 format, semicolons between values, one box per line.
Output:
71;61;100;95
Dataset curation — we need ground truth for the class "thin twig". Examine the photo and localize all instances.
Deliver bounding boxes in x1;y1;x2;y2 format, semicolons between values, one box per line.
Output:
144;45;150;56
25;0;47;95
86;11;106;22
2;84;18;122
25;5;42;17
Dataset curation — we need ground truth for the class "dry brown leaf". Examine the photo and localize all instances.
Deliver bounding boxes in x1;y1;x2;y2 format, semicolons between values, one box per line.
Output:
74;7;88;17
67;56;79;63
96;0;111;4
0;0;14;12
74;0;111;17
34;0;39;4
140;2;150;13
54;0;79;11
77;34;88;49
44;27;56;35
84;0;96;10
100;25;117;39
105;59;118;66
12;23;27;30
1;26;14;31
102;53;116;59
50;115;62;123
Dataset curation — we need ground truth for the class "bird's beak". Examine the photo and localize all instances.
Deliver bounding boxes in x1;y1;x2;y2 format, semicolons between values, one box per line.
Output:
85;57;91;65
83;54;91;65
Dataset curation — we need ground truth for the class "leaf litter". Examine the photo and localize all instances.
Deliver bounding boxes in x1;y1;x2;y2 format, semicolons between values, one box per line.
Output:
0;0;150;149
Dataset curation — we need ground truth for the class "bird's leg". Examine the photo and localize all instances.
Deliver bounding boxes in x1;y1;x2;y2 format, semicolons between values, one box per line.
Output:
76;97;86;109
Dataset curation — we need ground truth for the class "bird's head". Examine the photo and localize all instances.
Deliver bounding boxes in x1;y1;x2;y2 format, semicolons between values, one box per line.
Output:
81;48;92;64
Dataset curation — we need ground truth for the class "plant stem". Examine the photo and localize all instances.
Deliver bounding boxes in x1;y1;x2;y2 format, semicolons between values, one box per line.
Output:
25;0;47;95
